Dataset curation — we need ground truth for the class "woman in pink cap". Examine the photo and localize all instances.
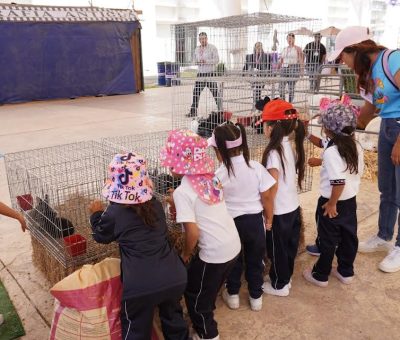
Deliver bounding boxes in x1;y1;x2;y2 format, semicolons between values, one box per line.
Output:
160;129;241;340
89;152;188;340
328;26;400;273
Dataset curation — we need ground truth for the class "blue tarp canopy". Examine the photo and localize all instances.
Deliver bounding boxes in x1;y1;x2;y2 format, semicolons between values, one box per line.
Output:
0;5;142;104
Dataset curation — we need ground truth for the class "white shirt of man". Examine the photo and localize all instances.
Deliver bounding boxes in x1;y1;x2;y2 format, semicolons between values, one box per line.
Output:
194;43;219;74
265;136;300;215
173;176;241;264
319;142;364;200
215;155;276;218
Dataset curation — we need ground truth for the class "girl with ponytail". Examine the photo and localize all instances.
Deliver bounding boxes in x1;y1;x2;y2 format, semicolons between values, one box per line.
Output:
208;122;276;311
257;99;305;296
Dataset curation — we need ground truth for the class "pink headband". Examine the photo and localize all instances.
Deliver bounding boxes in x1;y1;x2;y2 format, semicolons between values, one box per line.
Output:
207;132;243;149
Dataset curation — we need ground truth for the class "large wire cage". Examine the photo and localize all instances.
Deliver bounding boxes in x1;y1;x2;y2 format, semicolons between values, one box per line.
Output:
171;12;323;129
4;141;119;271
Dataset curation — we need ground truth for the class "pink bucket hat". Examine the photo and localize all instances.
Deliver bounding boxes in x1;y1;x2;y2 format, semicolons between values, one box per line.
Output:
328;26;372;62
160;129;215;175
102;152;153;204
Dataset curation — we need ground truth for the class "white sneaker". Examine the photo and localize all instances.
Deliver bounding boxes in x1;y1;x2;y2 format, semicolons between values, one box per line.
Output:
379;246;400;273
302;268;328;287
221;289;239;309
192;332;220;340
358;235;391;253
331;267;353;285
249;296;263;311
263;276;292;289
262;281;290;296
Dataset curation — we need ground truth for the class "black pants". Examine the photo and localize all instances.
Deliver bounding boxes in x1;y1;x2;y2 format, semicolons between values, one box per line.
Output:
266;207;301;290
190;73;221;114
226;212;265;299
185;254;237;339
312;196;358;282
121;284;188;340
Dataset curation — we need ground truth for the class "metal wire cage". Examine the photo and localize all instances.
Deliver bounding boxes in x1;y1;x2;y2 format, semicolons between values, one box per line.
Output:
170;12;323;130
102;131;180;226
4;141;119;268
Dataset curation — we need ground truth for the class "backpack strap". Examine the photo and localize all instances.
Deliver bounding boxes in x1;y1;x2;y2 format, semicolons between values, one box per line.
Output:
382;49;399;91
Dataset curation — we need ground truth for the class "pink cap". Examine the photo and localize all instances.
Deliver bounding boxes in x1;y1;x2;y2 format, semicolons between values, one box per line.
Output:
160;129;215;175
327;26;372;62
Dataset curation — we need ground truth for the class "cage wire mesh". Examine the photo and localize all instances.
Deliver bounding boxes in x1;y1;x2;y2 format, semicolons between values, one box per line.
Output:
169;12;318;192
5;141;119;271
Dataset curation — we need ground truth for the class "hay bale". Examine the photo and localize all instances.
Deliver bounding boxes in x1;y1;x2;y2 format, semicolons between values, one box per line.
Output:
311;146;377;182
31;237;77;286
362;151;378;182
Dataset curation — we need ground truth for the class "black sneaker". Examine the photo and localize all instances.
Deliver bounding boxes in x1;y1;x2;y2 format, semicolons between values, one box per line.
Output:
306;244;321;256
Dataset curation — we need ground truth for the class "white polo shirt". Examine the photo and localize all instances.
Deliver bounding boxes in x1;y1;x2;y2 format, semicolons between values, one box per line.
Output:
320;142;364;200
265;137;300;215
194;43;219;74
215;155;276;218
173;176;241;264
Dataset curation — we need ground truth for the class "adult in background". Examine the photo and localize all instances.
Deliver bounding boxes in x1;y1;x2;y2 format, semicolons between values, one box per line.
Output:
303;33;327;92
243;42;271;106
328;26;400;273
278;33;304;103
188;32;222;117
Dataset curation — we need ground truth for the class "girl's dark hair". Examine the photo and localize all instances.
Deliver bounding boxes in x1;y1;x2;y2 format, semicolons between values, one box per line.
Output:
342;39;386;95
261;119;306;189
213;122;250;177
126;199;158;227
329;132;359;174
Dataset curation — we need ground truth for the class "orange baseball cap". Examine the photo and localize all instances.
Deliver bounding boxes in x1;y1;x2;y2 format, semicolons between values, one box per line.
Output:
255;99;298;125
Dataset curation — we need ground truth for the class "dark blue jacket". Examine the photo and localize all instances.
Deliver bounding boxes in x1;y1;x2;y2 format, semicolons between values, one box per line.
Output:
90;198;187;300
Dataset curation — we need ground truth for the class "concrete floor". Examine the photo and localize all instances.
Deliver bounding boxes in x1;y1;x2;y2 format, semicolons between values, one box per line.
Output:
0;88;399;339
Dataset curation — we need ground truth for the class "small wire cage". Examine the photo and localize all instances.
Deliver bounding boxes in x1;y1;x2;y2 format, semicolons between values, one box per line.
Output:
5;141;119;270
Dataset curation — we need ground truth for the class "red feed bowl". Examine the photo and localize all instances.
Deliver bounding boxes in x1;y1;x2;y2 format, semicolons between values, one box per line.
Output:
17;194;33;211
64;234;87;257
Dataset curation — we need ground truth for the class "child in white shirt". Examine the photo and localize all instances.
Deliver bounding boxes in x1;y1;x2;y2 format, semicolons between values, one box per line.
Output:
303;102;364;287
208;122;275;311
256;99;306;297
160;129;241;340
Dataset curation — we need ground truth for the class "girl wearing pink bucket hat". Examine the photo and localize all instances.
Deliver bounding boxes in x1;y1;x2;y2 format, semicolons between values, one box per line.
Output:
89;152;188;340
160;129;241;340
330;26;400;273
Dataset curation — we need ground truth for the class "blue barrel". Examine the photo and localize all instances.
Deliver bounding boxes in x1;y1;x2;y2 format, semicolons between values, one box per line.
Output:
157;62;166;86
165;62;179;87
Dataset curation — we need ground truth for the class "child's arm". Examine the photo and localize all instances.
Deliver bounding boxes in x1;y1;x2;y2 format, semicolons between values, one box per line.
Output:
181;222;200;263
0;201;27;232
307;133;323;148
265;168;279;229
323;185;344;218
308;157;323;167
88;200;116;244
261;189;274;230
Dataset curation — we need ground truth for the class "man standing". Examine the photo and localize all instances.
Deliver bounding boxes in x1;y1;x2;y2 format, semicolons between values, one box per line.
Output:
303;33;326;92
188;32;221;117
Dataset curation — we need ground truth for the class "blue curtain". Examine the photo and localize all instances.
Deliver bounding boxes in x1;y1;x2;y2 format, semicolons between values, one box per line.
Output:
0;21;140;104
